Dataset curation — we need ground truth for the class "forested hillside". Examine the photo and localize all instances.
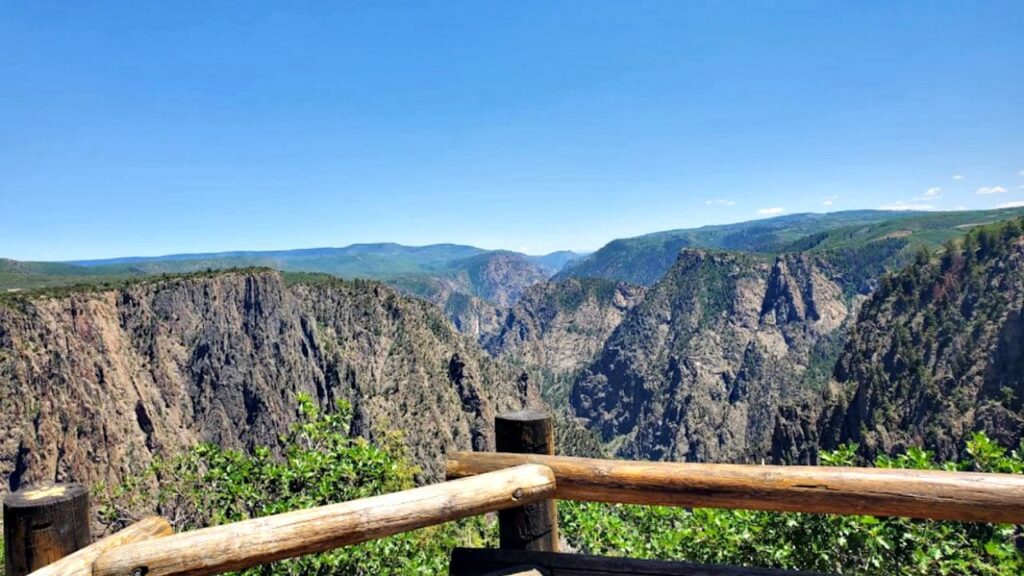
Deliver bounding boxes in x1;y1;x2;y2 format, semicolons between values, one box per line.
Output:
818;218;1024;460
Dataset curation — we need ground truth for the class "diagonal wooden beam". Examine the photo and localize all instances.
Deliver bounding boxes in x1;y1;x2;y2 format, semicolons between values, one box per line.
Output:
28;517;173;576
93;464;557;576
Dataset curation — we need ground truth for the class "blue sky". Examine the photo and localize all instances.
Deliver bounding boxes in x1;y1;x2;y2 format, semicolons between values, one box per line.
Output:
2;2;1022;260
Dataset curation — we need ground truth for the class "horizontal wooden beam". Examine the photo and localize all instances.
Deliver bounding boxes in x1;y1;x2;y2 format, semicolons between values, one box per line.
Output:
93;464;556;576
28;517;173;576
446;452;1024;524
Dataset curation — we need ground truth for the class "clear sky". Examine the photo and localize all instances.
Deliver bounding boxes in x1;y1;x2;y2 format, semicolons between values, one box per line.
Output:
2;2;1022;260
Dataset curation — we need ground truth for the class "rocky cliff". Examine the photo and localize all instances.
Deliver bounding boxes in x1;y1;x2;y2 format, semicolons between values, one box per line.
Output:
482;278;646;403
818;219;1024;460
387;251;550;338
0;270;537;500
571;249;851;462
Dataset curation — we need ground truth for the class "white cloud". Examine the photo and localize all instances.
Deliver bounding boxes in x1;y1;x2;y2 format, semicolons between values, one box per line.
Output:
705;199;735;206
822;195;838;206
952;174;964;180
976;186;1008;195
757;207;785;216
914;187;942;200
997;200;1024;209
879;201;935;211
1018;170;1024;177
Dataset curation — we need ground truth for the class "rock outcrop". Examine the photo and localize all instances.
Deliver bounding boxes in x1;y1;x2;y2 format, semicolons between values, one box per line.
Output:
571;249;851;463
482;278;646;398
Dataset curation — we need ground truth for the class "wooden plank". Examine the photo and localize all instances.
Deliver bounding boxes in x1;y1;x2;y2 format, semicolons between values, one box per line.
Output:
93;464;557;576
446;452;1024;523
4;483;92;576
28;517;173;576
495;411;559;552
449;548;835;576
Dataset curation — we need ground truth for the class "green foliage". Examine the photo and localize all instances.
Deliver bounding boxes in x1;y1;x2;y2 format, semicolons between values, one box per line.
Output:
96;393;1024;575
560;433;1024;575
97;393;494;575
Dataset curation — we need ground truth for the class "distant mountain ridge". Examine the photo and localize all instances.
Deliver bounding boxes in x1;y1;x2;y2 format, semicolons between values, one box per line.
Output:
2;244;587;315
558;208;1024;286
67;243;587;274
67;243;488;269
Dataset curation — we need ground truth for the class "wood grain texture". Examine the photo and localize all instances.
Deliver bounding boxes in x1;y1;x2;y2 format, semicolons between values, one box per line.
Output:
446;452;1024;523
4;483;92;576
495;411;558;552
93;464;557;576
449;548;835;576
27;517;173;576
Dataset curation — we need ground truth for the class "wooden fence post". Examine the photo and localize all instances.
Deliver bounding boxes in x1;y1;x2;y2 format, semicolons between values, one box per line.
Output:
495;410;558;552
3;483;92;576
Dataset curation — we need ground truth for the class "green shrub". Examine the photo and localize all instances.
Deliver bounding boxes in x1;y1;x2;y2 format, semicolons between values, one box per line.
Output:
96;393;494;575
560;432;1024;575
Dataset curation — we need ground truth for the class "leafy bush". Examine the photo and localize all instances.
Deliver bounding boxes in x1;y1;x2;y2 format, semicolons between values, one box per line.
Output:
97;394;494;575
560;432;1024;575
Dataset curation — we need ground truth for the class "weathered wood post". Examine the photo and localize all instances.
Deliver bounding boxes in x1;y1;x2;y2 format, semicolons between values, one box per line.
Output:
3;483;91;576
495;410;558;552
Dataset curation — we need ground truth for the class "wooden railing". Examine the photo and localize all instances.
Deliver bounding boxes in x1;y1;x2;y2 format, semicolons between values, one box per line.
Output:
6;410;1024;576
446;452;1024;523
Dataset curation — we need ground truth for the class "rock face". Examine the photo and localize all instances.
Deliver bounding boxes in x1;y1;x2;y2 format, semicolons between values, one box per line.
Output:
571;249;851;463
389;251;550;339
819;221;1024;460
0;270;537;500
459;252;551;308
482;278;646;402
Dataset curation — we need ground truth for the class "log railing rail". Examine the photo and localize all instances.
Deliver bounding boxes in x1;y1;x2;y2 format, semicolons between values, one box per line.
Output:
7;410;1024;576
94;464;555;576
446;451;1024;524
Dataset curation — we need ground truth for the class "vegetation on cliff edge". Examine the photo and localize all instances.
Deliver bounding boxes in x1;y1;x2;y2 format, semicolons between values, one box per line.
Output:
97;392;1023;575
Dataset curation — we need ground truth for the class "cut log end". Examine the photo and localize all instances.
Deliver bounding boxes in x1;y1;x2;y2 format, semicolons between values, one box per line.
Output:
4;482;91;576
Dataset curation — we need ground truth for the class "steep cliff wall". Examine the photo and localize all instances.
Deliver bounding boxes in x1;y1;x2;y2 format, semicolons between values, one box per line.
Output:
571;249;851;463
0;270;536;500
482;278;646;404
